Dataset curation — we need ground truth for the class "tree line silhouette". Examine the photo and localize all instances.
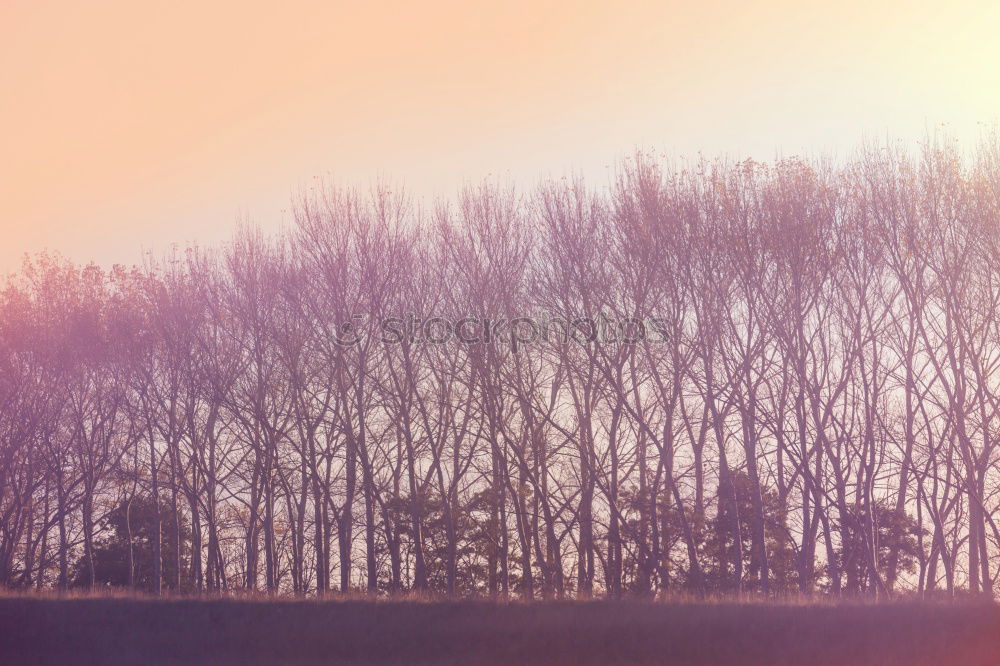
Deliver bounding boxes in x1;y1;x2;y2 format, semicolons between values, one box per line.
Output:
1;139;998;598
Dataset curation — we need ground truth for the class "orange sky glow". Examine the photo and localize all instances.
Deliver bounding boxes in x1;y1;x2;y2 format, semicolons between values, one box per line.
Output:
1;0;998;273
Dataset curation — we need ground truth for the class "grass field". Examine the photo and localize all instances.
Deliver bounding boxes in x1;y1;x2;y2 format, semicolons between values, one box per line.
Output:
2;596;999;665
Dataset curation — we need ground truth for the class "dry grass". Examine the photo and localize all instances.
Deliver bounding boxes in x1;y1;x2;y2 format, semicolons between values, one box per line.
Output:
1;593;998;665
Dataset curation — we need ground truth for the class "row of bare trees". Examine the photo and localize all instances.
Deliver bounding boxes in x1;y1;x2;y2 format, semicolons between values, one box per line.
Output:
2;140;999;599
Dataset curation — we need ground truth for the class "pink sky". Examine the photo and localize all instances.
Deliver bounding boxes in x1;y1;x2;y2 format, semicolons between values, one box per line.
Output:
1;0;998;273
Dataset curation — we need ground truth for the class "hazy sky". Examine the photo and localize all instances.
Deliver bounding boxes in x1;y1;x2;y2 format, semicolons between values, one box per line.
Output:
2;0;998;273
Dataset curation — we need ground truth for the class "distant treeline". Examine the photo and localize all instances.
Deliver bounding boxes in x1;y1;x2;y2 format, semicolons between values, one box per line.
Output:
1;138;999;598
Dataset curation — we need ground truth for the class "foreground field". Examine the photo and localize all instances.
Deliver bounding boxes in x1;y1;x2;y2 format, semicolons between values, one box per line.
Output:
2;596;999;665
